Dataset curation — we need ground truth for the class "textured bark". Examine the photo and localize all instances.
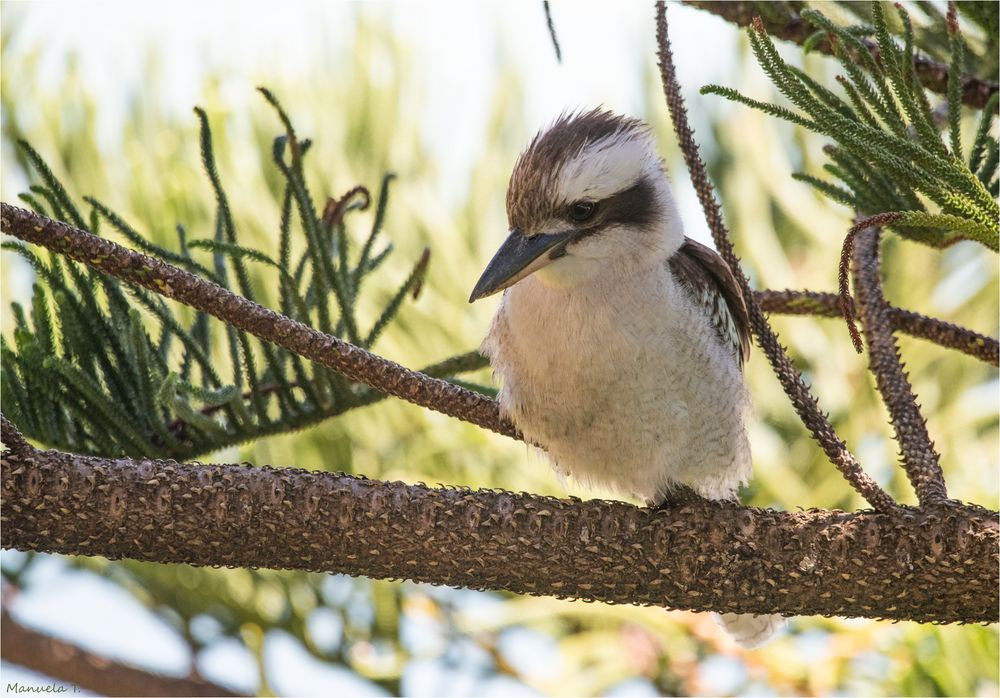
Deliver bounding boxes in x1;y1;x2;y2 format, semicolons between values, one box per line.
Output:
0;202;520;442
852;228;948;505
655;3;897;513
837;213;906;353
1;609;242;697
2;435;996;625
685;0;999;110
755;289;999;366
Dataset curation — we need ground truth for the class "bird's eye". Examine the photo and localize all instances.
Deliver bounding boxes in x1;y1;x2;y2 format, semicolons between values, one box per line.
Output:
567;200;597;223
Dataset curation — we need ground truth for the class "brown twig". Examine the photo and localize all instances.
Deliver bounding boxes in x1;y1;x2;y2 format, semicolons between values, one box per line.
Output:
885;306;999;365
0;202;521;441
2;418;995;623
838;213;904;353
684;0;999;110
542;1;562;63
851;227;948;506
322;185;371;230
410;246;431;300
655;2;897;513
755;289;999;366
1;608;242;697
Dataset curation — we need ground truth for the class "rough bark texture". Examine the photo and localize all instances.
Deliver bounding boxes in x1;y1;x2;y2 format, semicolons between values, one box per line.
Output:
755;289;999;366
0;202;520;442
2;436;996;625
852;228;948;505
685;0;999;110
1;609;242;697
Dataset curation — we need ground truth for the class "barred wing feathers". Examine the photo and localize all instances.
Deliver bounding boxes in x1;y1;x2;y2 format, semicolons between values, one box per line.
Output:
668;237;751;368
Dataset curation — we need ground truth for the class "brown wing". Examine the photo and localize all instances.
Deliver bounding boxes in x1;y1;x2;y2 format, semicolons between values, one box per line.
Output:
668;237;751;368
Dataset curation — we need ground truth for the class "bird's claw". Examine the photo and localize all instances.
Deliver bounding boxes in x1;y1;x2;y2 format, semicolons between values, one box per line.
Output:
646;484;704;509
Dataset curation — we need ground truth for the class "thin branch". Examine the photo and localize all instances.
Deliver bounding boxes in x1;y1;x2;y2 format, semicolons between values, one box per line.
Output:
0;608;242;697
684;0;999;110
839;213;904;353
542;1;562;63
756;290;999;366
1;419;995;624
321;184;371;230
883;304;999;365
851;226;948;506
0;203;520;442
655;3;897;514
69;288;1000;432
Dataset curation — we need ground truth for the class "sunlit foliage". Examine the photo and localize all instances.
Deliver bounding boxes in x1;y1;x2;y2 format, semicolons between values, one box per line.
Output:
1;4;997;696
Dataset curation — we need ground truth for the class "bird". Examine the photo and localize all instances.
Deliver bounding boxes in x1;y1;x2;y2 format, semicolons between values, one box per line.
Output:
468;108;783;648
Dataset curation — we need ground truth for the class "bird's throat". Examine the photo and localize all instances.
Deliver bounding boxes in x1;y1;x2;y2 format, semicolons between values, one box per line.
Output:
532;254;609;289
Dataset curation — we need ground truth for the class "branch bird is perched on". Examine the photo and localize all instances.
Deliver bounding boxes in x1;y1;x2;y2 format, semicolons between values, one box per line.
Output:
469;109;784;647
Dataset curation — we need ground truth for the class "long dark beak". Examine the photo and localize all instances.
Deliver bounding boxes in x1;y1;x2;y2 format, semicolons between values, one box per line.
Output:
469;229;573;302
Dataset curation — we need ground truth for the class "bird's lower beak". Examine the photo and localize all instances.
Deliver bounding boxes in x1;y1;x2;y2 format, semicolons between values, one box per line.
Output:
469;228;573;302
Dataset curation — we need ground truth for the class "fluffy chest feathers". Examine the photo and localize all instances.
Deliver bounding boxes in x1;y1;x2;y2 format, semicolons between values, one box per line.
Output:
481;255;751;503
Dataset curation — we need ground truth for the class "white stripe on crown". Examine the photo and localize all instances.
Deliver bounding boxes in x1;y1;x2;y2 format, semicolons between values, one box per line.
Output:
553;126;659;203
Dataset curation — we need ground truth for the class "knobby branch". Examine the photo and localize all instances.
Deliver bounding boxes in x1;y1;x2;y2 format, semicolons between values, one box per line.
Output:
1;421;996;624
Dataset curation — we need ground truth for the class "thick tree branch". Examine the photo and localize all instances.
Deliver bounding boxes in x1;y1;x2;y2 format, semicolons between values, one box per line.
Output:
851;227;948;505
1;419;996;624
755;289;999;366
684;0;999;110
0;609;242;697
655;3;897;513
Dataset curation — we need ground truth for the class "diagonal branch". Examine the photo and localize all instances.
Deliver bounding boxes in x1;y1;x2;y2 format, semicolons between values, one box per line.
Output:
542;1;562;63
1;417;996;624
684;0;999;110
755;290;999;366
0;202;520;442
851;227;948;506
0;608;242;697
655;3;897;513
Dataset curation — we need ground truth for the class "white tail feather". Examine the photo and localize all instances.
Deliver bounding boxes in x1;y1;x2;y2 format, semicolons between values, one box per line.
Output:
713;612;785;648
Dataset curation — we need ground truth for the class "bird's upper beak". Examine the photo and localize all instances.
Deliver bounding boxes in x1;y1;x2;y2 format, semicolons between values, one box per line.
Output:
469;228;574;302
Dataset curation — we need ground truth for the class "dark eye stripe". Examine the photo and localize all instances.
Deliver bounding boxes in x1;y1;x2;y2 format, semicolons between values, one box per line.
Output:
569;177;656;240
599;177;656;229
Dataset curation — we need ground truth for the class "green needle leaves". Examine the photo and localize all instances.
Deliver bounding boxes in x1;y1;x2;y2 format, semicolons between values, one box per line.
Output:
701;1;999;252
2;89;479;461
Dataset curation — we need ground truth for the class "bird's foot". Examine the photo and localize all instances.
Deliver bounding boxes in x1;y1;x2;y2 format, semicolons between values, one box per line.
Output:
646;484;705;509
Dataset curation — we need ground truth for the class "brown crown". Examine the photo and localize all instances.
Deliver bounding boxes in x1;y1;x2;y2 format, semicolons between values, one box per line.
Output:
506;108;646;233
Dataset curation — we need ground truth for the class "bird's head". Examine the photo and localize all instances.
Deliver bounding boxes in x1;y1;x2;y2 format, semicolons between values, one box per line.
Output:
470;108;682;302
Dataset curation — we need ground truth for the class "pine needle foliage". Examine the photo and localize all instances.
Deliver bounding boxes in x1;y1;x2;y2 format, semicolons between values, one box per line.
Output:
701;1;999;251
2;89;486;461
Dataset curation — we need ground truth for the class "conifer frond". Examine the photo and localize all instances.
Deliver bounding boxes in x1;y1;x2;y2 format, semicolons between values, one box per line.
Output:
704;2;999;252
364;248;431;349
3;90;484;461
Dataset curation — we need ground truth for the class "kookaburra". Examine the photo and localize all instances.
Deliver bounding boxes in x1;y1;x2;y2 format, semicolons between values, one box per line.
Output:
469;109;783;647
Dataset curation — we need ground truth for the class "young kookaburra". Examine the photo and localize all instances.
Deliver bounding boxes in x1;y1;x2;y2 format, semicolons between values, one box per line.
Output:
469;109;783;647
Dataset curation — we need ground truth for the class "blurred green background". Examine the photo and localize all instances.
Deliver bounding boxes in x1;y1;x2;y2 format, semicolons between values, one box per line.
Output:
1;2;997;696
